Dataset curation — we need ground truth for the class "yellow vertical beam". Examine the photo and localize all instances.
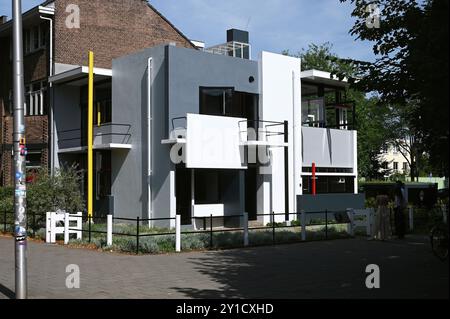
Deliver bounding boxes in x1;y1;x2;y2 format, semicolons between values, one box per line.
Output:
88;51;94;219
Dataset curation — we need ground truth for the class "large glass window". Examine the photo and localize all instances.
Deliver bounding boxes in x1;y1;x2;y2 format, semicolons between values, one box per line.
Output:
95;151;112;199
200;87;234;116
302;98;325;127
195;170;221;204
302;175;355;194
199;87;258;120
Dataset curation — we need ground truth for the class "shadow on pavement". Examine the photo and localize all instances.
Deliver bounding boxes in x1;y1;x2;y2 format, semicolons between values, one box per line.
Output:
169;237;449;299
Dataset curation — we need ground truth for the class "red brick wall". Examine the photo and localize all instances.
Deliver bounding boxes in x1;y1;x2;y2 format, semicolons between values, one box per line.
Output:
1;32;49;186
54;0;196;68
1;116;48;186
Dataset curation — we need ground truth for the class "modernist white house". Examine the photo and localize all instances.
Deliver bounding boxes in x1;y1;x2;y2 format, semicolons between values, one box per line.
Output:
49;29;363;227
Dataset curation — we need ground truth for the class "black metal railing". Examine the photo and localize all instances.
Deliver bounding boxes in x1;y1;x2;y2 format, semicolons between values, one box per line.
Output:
58;123;132;149
302;100;356;131
61;210;354;255
171;117;187;131
238;119;286;142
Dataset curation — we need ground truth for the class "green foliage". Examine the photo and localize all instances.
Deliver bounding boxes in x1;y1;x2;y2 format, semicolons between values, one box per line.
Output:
365;197;377;208
26;167;85;215
340;0;449;177
283;42;355;75
0;186;14;212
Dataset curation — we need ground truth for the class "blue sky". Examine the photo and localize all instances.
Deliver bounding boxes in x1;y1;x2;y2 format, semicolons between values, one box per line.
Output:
1;0;376;62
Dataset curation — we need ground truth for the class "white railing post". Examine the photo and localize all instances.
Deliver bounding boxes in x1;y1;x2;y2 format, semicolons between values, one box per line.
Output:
107;214;113;246
409;207;414;231
301;210;306;241
50;212;56;243
64;212;70;245
347;208;355;236
243;212;249;247
45;212;51;243
175;214;181;252
76;212;82;240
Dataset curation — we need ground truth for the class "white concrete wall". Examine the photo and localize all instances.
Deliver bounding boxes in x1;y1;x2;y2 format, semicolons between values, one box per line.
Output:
258;51;301;224
186;114;247;169
302;127;356;168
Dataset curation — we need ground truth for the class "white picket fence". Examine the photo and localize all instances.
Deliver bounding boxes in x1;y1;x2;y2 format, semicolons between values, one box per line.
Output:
45;212;82;244
346;208;375;237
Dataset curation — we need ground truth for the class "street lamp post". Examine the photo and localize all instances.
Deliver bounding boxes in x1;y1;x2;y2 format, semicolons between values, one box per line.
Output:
12;0;28;299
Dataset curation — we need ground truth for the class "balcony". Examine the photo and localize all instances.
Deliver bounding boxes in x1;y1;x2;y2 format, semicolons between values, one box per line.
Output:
302;126;357;169
205;41;251;59
302;98;356;131
57;123;132;153
162;114;287;169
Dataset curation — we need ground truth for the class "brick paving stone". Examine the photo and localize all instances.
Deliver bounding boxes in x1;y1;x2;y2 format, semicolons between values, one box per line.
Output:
0;235;448;299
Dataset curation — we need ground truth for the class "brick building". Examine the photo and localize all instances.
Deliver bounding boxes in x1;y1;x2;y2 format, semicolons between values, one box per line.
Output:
0;0;195;186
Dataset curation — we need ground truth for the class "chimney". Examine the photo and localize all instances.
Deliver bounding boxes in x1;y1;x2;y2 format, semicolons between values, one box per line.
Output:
0;15;7;25
227;29;249;44
226;29;250;59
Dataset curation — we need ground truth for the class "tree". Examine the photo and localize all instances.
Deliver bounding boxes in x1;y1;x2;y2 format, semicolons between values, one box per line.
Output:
340;0;449;177
284;43;390;179
383;102;424;181
283;42;354;74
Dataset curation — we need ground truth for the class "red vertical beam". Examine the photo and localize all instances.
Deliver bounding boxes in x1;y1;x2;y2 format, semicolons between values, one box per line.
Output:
312;162;317;196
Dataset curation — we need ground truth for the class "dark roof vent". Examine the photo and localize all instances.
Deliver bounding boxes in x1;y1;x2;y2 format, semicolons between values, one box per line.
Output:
0;16;7;25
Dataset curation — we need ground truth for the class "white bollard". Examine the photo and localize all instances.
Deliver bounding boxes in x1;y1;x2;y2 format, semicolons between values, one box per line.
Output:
107;214;113;246
409;207;414;231
64;212;70;245
243;212;249;247
175;215;181;252
301;211;306;241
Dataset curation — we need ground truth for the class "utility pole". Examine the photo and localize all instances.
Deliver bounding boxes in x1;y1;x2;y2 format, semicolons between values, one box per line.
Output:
12;0;28;299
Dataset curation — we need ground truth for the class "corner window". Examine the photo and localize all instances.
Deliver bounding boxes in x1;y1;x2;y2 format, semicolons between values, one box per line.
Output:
302;175;355;194
302;98;325;127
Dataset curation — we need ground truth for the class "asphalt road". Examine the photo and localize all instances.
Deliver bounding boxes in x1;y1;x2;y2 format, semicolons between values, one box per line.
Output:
0;235;448;299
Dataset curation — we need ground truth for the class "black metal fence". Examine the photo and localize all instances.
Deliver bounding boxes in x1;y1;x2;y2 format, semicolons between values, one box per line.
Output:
1;210;47;238
6;206;444;255
60;211;353;254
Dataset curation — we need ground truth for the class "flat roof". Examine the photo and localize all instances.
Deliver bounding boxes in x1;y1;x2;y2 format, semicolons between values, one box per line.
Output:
48;66;112;85
301;69;349;89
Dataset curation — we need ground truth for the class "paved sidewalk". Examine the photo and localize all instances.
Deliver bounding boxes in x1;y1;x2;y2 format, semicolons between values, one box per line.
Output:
0;235;448;299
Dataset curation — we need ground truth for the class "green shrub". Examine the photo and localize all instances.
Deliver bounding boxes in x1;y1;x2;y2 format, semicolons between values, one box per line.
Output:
0;186;14;212
26;167;85;215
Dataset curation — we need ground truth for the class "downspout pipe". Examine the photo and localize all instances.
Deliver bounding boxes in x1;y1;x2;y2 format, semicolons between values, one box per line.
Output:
40;15;54;175
147;57;153;227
